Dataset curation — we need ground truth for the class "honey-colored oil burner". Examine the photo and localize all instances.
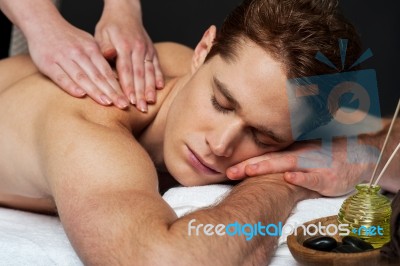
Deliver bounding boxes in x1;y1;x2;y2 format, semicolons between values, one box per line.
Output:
337;183;391;248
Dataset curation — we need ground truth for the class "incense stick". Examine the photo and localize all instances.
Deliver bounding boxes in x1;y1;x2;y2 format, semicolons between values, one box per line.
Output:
372;142;400;187
369;98;400;186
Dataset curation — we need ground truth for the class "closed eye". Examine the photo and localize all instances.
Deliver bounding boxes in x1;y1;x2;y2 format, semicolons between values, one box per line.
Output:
211;95;233;114
250;129;270;149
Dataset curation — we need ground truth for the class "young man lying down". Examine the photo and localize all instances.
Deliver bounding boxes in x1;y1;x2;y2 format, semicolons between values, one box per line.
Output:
0;0;398;264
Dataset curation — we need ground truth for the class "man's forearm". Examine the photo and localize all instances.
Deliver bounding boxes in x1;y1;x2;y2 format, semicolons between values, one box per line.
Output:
361;118;400;192
164;174;313;265
61;174;313;265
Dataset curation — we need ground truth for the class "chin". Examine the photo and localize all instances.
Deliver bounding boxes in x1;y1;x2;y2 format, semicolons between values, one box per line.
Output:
166;166;215;187
170;170;202;187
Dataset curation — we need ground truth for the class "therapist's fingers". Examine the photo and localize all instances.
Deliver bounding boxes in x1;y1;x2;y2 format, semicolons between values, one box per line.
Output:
116;51;136;105
284;171;349;197
245;155;298;176
50;64;86;98
284;172;324;194
132;46;147;112
227;155;298;180
88;53;130;108
144;58;156;104
56;58;113;106
68;52;128;108
152;54;164;89
226;155;275;179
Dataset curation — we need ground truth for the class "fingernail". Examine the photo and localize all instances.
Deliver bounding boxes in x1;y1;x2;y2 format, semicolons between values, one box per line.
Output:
75;88;86;96
157;81;164;89
129;93;136;105
100;95;112;105
117;97;129;109
229;167;238;174
139;99;148;113
146;91;155;103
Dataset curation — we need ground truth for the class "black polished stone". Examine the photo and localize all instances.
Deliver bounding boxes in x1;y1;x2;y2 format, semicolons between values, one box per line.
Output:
342;236;374;251
303;236;338;252
332;244;364;253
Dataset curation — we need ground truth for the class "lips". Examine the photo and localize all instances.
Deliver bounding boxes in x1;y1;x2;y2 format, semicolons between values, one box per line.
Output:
187;146;220;175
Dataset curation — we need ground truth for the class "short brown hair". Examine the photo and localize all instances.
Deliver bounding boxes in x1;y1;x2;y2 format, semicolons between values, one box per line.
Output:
206;0;362;78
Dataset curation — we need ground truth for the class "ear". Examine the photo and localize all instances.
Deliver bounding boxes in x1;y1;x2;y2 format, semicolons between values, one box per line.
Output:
191;25;217;73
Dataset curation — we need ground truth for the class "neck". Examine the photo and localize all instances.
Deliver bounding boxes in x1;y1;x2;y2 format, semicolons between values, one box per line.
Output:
137;73;191;169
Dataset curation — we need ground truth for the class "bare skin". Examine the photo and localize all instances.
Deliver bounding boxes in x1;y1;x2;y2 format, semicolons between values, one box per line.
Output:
0;43;191;213
0;31;315;264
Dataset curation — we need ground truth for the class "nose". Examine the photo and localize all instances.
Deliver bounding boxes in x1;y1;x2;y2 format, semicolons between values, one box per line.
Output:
206;119;243;157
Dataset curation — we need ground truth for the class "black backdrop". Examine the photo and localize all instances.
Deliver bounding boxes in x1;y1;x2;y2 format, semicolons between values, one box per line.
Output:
1;0;399;115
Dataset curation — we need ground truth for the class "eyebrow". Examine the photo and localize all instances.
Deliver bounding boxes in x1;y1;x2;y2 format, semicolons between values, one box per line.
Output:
213;77;241;110
213;76;286;144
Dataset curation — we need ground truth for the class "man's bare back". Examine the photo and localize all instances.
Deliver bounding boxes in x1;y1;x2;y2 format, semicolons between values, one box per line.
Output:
0;43;192;213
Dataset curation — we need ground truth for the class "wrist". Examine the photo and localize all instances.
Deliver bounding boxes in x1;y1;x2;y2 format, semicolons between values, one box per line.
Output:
102;0;142;19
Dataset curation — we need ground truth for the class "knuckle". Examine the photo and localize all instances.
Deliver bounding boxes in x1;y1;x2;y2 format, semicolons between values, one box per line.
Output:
75;71;88;82
54;73;69;85
85;43;99;54
69;47;84;58
133;40;145;52
310;175;320;187
119;41;131;52
93;71;106;83
134;68;144;79
145;85;155;92
119;64;132;75
145;65;155;75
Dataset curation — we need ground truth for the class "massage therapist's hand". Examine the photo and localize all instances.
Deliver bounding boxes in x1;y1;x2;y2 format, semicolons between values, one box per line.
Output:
95;0;164;112
226;138;376;196
27;19;132;109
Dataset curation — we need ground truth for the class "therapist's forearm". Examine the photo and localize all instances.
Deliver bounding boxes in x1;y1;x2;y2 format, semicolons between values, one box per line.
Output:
0;0;66;39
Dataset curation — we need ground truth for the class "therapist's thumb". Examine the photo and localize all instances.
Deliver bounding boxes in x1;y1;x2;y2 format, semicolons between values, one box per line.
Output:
97;33;117;59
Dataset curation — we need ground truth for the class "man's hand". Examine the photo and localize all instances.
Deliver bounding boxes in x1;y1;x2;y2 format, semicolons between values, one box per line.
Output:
95;0;164;112
226;138;377;196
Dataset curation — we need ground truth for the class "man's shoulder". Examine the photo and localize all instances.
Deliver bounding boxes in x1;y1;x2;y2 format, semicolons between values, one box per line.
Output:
154;42;193;78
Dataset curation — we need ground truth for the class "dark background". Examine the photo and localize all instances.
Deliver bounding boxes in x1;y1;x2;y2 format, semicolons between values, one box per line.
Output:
1;0;399;115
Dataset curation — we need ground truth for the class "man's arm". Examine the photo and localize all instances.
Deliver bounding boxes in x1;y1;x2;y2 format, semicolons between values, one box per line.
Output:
40;115;314;265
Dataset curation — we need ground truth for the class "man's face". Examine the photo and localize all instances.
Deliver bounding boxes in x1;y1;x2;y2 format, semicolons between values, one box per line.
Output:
164;41;295;186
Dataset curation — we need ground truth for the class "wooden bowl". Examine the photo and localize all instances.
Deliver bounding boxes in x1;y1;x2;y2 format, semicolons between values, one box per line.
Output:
287;215;384;266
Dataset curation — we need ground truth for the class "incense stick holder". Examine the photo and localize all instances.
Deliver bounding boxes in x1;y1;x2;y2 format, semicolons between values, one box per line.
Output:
337;183;392;248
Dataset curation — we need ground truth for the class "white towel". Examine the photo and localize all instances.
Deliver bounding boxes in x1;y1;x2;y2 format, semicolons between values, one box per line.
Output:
0;208;81;266
0;185;347;265
162;184;232;217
